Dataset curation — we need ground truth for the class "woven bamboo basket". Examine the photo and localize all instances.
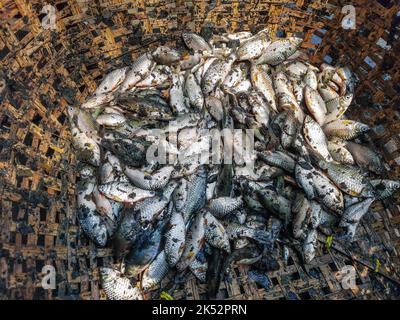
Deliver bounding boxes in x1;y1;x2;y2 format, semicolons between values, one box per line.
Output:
1;0;400;300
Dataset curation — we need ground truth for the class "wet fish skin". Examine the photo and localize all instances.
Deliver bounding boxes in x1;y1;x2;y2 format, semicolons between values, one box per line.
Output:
345;141;384;174
273;72;304;123
170;72;190;114
76;179;108;247
201;54;237;95
250;65;277;112
185;72;204;110
95;67;129;95
81;92;114;110
182;32;212;52
295;160;317;199
141;250;170;292
152;46;182;65
257;150;296;173
125;217;166;278
303;229;317;263
136;181;177;224
324;94;353;124
237;31;271;61
189;252;208;283
101;268;143;300
292;193;312;240
69;117;101;167
120;53;156;92
303;115;333;162
113;207;142;258
318;160;376;198
370;179;400;200
124;166;174;190
257;187;292;220
176;212;206;272
255;37;303;65
323;119;370;140
327;140;355;165
98;181;156;204
207;196;243;218
204;211;231;253
164;209;186;267
224;222;272;244
340;197;374;227
304;85;327;126
181;166;207;223
96;113;126;127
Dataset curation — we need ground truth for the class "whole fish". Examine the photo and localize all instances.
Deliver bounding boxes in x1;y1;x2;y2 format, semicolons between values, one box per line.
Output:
185;72;204;110
124;166;174;190
164;209;186;267
255;37;303;65
257;150;296;173
81;92;114;110
207;196;243;218
176;212;206;271
76;179;108;246
152;46;182;65
100;268;143;300
181;166;207;223
99;182;155;204
304;85;327;126
120;53;156;92
303;115;333;162
318;160;376;198
94;67;129;95
237;31;270;61
273;72;304;122
204;211;231;253
182;32;212;52
323;120;370;140
201;53;237;95
250;65;277;112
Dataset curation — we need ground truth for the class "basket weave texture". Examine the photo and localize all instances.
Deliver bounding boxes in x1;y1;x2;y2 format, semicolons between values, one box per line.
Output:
0;0;399;300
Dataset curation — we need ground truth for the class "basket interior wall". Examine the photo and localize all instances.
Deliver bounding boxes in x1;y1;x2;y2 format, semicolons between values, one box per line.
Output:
0;0;399;300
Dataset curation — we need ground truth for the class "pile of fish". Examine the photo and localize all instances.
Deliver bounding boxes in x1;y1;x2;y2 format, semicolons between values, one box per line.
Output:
68;29;400;300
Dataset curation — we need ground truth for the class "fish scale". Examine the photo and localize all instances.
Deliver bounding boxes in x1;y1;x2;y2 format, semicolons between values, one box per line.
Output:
69;29;389;297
